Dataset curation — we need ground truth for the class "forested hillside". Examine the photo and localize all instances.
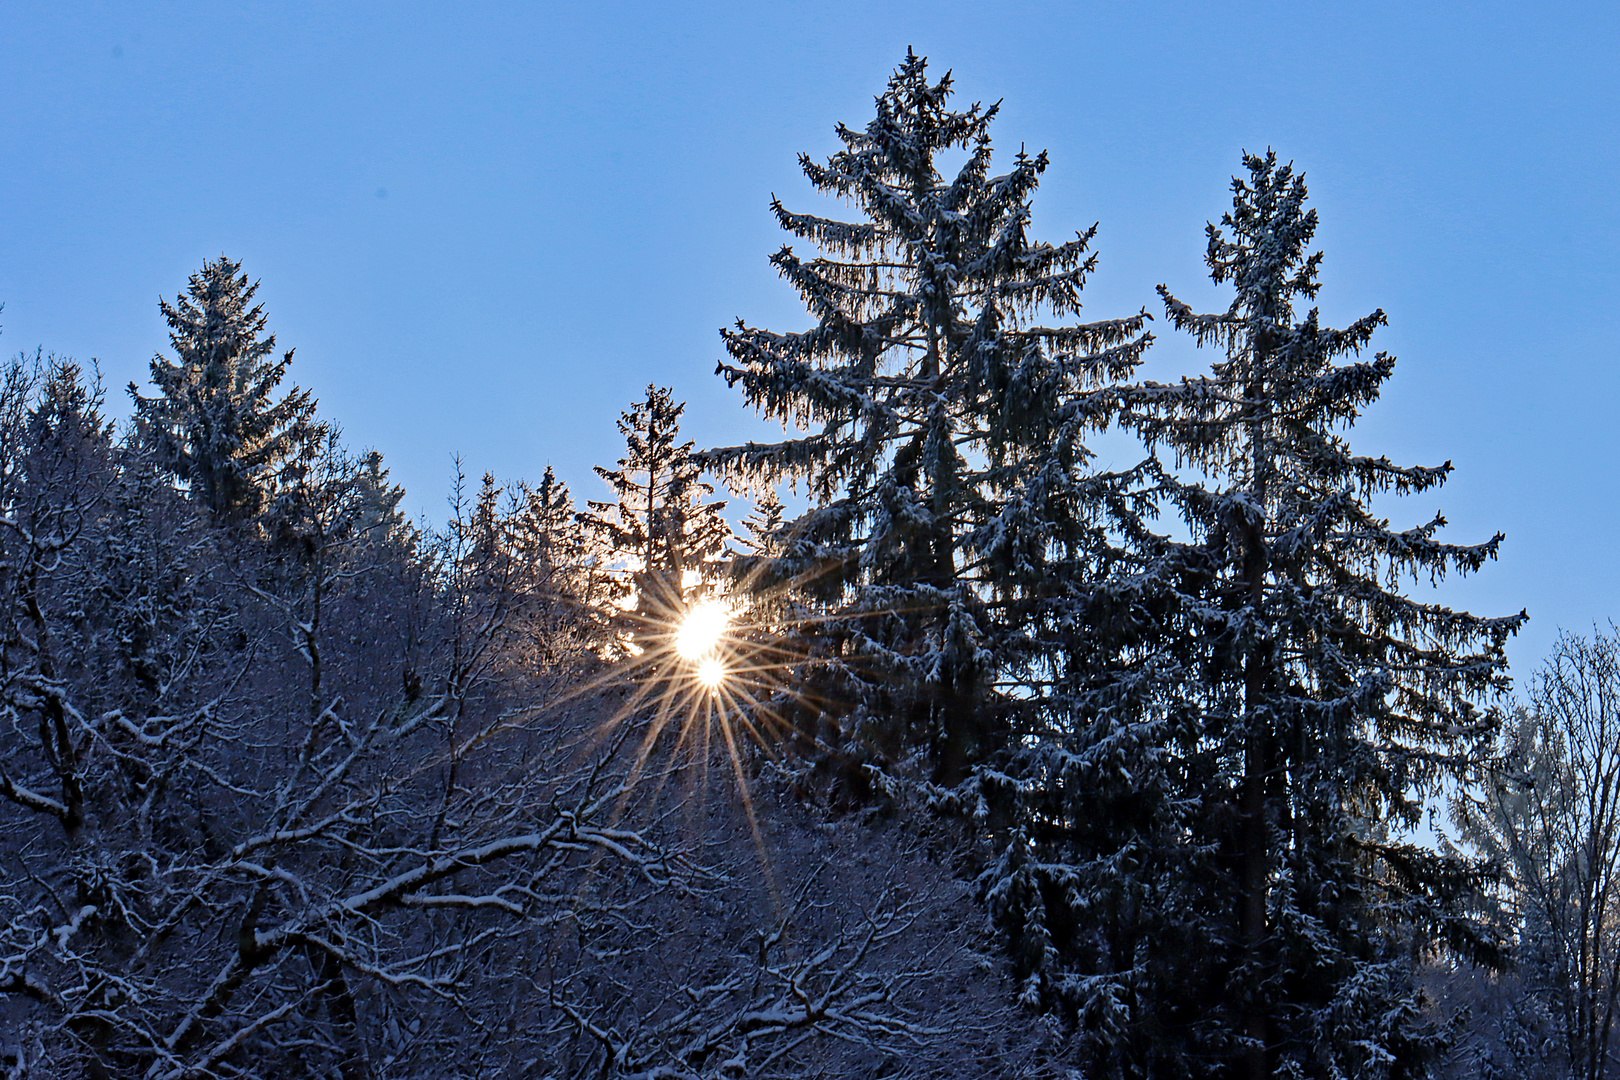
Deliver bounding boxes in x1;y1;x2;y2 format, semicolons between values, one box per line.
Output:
1;53;1612;1080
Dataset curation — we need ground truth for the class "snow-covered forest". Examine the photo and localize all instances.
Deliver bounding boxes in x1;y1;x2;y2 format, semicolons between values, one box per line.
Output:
3;52;1616;1080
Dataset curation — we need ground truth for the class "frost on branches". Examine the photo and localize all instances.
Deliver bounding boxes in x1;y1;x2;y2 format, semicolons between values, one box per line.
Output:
1;321;988;1077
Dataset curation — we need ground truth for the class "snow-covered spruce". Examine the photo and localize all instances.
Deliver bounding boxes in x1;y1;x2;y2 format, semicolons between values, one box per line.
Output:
985;151;1523;1079
129;256;320;525
706;50;1151;789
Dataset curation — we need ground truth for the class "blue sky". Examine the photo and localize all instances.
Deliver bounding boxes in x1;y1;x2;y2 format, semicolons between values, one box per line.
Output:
1;2;1615;675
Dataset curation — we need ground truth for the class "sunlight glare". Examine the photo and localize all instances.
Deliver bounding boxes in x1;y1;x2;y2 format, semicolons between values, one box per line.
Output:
696;656;727;689
676;601;730;660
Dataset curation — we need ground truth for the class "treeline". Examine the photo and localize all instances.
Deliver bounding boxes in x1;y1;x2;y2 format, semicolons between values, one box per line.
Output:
1;50;1616;1080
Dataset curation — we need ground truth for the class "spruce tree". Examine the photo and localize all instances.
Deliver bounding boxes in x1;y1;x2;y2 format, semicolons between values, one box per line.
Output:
1111;151;1521;1077
977;523;1215;1077
518;465;601;663
707;51;1151;785
130;256;318;523
580;385;729;647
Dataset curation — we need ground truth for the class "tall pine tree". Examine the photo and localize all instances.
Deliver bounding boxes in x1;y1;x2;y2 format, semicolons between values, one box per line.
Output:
130;256;319;523
1118;151;1521;1078
707;51;1151;785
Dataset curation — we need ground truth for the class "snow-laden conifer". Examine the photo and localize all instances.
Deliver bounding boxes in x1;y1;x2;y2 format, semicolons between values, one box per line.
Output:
350;449;415;554
707;51;1151;785
130;256;318;523
1030;151;1519;1078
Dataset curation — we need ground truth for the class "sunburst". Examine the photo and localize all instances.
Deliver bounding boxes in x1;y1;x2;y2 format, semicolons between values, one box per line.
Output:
675;599;731;661
549;551;899;823
695;655;728;690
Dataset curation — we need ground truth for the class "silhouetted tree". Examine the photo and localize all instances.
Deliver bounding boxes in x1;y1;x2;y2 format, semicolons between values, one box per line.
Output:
1096;151;1518;1077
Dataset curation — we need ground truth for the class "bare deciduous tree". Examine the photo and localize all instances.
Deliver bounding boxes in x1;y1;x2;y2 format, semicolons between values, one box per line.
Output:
1457;628;1620;1080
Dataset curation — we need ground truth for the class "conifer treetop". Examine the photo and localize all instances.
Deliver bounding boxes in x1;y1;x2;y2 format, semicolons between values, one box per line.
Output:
131;255;318;523
1140;148;1525;770
708;52;1154;784
713;50;1150;498
581;385;729;625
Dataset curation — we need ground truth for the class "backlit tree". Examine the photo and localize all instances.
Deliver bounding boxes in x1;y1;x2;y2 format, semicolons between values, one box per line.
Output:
707;51;1151;785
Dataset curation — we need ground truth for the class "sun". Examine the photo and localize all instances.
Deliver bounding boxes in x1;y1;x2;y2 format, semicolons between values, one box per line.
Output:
695;656;728;689
675;600;730;661
677;600;733;691
566;575;812;807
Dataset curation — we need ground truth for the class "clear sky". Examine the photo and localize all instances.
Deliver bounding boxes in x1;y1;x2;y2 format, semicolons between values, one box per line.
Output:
1;2;1615;676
